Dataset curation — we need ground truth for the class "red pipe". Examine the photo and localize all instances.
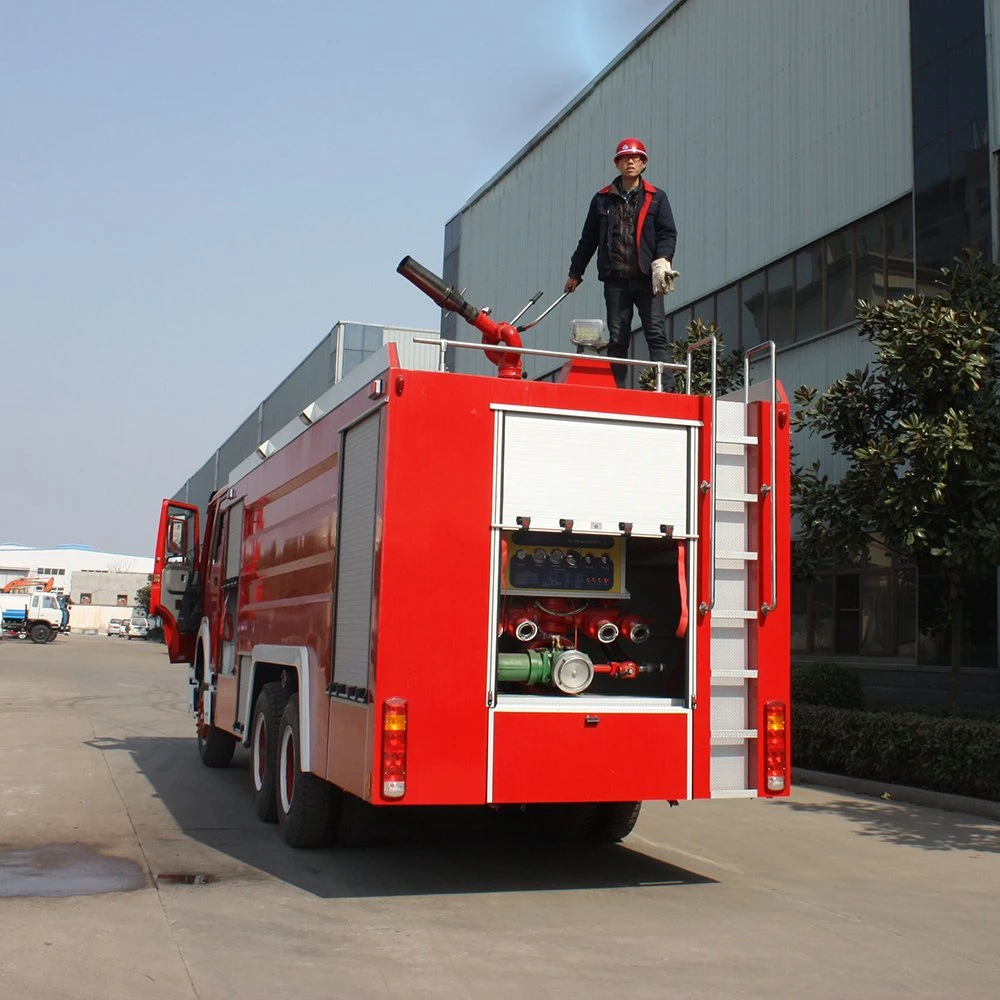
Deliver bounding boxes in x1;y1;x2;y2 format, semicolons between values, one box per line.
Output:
473;314;523;380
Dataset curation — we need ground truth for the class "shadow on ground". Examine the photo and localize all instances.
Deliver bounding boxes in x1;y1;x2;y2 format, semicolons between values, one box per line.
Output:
777;793;1000;854
86;735;715;899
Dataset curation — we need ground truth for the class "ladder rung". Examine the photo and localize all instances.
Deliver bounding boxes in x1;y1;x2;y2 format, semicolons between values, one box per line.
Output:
717;492;758;504
711;669;758;679
711;609;758;620
717;550;758;562
711;729;758;742
717;434;758;446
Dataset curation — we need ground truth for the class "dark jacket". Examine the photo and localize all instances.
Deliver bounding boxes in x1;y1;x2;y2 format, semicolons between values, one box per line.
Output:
568;177;677;282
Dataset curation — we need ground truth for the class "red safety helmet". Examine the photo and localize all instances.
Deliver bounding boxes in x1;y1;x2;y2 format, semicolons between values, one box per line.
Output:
614;137;648;161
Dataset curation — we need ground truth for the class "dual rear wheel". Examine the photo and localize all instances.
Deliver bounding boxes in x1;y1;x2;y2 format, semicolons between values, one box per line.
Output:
212;688;642;848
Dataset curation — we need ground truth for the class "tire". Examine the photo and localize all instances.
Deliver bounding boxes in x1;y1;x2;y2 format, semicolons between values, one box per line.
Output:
336;793;381;848
196;688;237;768
277;698;339;848
532;802;599;841
250;682;289;823
29;623;53;644
590;801;642;842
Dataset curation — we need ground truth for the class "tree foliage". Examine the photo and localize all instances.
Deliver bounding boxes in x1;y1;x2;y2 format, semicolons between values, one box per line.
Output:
793;250;1000;701
639;318;745;395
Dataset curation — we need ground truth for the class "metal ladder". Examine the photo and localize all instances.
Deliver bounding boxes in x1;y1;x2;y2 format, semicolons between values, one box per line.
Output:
690;340;778;797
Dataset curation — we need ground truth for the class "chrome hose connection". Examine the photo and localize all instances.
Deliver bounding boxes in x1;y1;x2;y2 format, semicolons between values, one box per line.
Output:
628;622;651;644
551;649;595;695
596;621;620;644
514;619;539;642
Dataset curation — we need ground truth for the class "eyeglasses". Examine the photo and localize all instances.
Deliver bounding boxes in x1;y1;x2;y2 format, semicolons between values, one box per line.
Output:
618;155;644;161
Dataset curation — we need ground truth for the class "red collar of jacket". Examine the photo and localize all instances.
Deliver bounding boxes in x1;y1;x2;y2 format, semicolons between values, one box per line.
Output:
598;177;658;196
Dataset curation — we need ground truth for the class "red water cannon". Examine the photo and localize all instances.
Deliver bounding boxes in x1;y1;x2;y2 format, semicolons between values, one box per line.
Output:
397;256;570;380
397;255;522;378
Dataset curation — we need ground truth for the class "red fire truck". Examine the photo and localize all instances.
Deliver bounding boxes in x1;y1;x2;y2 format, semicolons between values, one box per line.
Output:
150;258;791;848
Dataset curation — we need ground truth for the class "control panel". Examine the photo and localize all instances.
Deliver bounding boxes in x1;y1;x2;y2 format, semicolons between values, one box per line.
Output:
501;530;627;598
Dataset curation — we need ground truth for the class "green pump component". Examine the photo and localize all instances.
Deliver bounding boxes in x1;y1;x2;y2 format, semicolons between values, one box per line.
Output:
496;648;595;695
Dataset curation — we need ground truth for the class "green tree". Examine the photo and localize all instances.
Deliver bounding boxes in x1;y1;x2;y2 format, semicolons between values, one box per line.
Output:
639;318;745;394
793;250;1000;706
134;578;152;612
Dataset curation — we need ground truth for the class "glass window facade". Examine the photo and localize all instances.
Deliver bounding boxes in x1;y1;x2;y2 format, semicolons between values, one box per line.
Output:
740;271;766;347
825;228;854;329
910;0;990;293
793;545;996;666
667;197;914;348
766;259;794;345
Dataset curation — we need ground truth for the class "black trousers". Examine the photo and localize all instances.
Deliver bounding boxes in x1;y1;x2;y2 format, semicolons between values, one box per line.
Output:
603;276;668;387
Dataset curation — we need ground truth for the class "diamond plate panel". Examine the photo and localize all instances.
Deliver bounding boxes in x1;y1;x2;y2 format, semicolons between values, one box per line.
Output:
711;680;749;730
710;630;748;671
711;743;749;793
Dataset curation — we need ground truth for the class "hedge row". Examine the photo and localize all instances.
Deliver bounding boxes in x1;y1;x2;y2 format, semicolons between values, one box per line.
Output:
793;703;1000;801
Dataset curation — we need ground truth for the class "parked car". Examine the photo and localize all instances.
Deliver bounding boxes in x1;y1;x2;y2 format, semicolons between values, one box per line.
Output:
107;618;125;637
128;615;149;640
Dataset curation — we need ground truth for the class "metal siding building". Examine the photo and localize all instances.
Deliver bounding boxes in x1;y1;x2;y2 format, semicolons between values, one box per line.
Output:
448;0;913;378
445;0;1000;705
174;323;438;514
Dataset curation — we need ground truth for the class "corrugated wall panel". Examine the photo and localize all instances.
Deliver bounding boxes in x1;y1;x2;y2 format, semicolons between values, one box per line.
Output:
383;327;441;372
217;409;261;489
453;0;913;376
990;0;1000;151
261;335;334;439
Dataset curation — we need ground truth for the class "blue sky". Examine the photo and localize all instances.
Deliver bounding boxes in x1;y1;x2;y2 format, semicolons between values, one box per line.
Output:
2;1;668;556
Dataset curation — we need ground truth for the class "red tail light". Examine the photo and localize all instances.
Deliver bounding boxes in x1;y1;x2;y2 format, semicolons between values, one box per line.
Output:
381;698;407;799
764;701;787;793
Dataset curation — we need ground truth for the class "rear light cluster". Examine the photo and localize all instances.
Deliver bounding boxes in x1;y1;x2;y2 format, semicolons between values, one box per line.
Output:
764;701;787;793
381;698;407;799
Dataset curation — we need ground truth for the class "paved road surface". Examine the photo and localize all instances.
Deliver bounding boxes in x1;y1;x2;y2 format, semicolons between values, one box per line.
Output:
2;634;998;999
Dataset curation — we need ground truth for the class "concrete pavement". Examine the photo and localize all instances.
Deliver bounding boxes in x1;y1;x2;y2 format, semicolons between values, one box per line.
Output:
2;633;999;999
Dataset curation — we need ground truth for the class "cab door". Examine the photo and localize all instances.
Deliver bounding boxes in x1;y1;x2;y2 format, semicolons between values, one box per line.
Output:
151;500;200;664
210;499;245;732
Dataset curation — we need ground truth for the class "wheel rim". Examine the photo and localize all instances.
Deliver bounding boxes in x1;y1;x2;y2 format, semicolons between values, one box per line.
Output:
251;713;266;792
279;725;295;814
196;691;208;741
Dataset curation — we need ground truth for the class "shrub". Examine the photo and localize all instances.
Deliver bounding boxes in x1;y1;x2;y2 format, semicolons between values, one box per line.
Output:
793;704;1000;800
791;662;865;709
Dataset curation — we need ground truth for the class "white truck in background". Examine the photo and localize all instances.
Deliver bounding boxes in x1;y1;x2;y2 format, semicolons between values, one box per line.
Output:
0;592;63;643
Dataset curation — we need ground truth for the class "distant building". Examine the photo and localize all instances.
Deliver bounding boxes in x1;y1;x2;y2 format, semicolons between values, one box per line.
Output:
0;545;154;598
173;321;439;513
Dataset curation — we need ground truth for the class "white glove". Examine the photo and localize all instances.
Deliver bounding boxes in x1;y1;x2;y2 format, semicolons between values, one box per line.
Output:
651;258;678;296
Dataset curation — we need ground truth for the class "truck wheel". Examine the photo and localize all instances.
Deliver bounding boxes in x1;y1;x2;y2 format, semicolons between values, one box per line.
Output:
532;802;599;841
29;623;53;644
590;802;642;842
336;793;382;848
277;698;339;848
196;690;237;768
250;682;289;823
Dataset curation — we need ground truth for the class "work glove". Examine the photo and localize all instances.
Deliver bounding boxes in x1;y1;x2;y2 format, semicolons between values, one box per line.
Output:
651;258;678;297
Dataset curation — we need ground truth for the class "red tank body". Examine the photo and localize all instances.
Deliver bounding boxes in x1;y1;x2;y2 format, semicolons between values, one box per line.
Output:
150;273;791;848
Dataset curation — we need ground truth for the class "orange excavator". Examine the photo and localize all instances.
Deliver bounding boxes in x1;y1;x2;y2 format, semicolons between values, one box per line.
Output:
1;577;55;594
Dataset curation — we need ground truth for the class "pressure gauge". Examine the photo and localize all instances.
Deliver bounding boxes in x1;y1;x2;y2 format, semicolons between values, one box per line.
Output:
532;548;547;565
565;549;581;568
549;548;564;565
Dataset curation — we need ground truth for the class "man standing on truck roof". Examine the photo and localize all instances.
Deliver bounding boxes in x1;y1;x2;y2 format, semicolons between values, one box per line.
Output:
564;137;678;387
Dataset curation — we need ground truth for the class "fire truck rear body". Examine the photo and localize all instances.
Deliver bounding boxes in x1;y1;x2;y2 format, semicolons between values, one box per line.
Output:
151;338;790;839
